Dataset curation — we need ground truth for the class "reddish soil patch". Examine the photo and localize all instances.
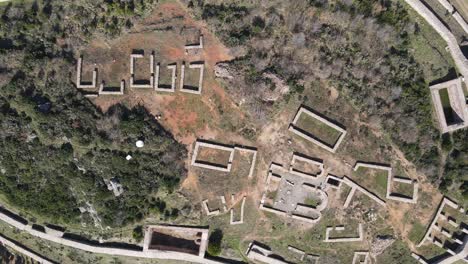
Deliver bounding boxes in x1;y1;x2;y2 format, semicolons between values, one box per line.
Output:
81;1;239;145
78;1;253;199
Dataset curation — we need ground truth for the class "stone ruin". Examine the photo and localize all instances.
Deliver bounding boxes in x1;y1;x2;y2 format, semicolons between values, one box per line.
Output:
324;224;364;243
130;52;154;89
245;241;288;264
202;199;221;216
180;61;205;95
0;205;220;263
259;153;329;224
75;34;206;97
99;80;125;95
191;140;236;172
353;162;419;204
143;224;208;258
287;245;319;263
185;35;204;51
190;140;258;177
289;153;324;178
0;233;54;264
230;196;246;225
340;176;386;208
155;63;177;92
412;196;468;264
289;106;347;153
104;177;124;197
434;0;468;35
352;251;370;264
404;0;468;88
429;77;468;133
201;194;248;226
76;56;97;89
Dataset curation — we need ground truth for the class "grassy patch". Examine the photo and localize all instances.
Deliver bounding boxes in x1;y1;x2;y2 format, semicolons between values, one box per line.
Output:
340;185;352;203
393;181;415;198
406;5;455;82
377;240;418;264
267;190;278;201
196;147;232;167
438;88;451;109
408;221;426;244
304;196;321;208
417;243;446;259
376;173;388;195
295;113;342;147
353;168;388;199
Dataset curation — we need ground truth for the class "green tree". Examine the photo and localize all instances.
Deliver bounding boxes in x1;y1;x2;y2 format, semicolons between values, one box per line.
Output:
132;226;143;242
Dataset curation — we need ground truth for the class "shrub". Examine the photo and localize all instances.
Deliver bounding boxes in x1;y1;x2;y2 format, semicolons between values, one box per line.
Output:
132;226;144;242
207;229;223;256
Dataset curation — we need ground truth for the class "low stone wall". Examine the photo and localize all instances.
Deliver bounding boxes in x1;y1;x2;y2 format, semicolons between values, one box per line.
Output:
98;80;125;95
180;62;204;95
289;106;347;153
0;233;54;264
324;224;364;243
404;0;468;82
288;245;306;260
185;35;203;50
191;140;258;176
76;57;97;89
325;174;342;189
417;197;460;248
230;196;246;225
411;252;429;264
154;63;177;92
129;53;154;89
143;225;209;258
352;251;370;264
191;140;235;172
354;161;419;204
342;177;386;208
289;153;324;178
246;242;289;264
429;77;468;133
234;146;258;178
0;205;221;264
202;199;221;216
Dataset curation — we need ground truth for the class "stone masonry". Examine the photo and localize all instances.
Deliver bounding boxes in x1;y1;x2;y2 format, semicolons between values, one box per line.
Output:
130;53;154;89
289;106;347;153
324;224;364;243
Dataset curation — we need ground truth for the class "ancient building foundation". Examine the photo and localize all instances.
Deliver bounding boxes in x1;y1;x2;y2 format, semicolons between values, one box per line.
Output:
429;78;468;133
289;106;347;153
180;62;204;95
324;224;364;243
99;80;125;95
154;63;177;92
185;35;204;50
202;199;221;216
352;251;370;264
289;153;324;178
191;140;235;172
245;241;289;264
230;196;246;225
76;56;97;89
130;52;154;89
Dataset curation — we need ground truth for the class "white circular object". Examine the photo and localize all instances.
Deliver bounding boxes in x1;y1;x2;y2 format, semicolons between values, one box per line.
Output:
136;140;144;148
126;155;132;160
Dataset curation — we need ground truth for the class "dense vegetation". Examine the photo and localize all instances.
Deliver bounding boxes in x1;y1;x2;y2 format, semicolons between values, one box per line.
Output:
0;0;186;227
188;0;467;201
